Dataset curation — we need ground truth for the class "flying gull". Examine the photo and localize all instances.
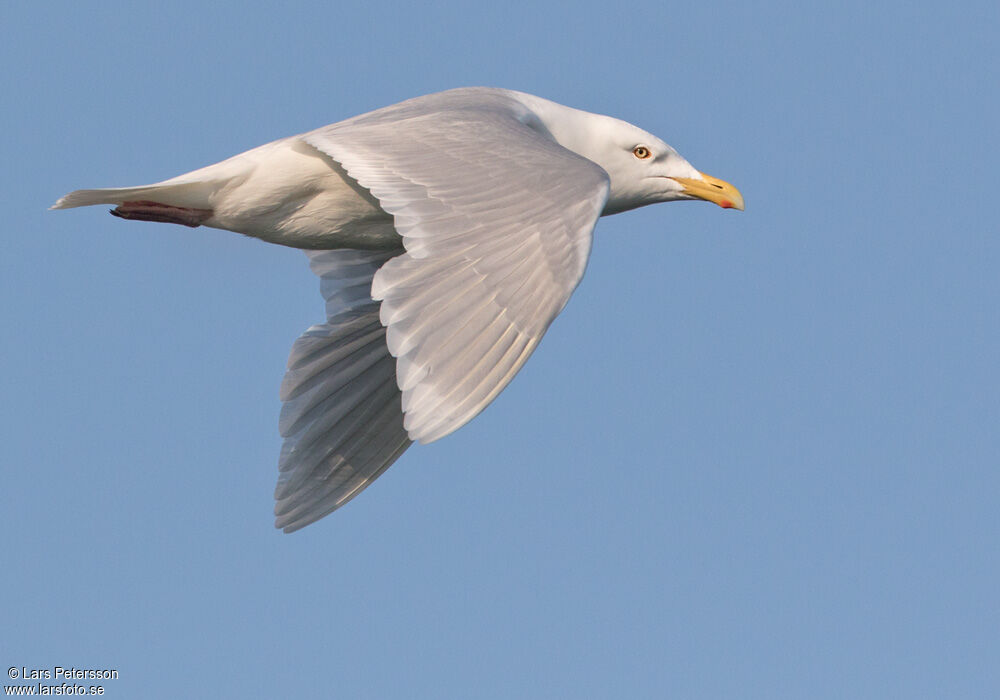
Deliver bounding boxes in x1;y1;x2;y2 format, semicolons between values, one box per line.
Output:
53;87;744;531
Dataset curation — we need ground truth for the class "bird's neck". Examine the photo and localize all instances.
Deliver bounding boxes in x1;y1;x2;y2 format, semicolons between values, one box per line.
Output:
507;91;610;164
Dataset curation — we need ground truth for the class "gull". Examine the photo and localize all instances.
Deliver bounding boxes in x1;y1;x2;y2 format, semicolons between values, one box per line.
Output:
53;87;744;532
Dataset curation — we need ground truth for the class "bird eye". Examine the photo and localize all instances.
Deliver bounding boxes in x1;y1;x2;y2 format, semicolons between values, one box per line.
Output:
633;145;652;160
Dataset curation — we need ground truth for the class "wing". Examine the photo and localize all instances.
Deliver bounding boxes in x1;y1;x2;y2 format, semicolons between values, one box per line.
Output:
304;96;610;443
274;249;411;533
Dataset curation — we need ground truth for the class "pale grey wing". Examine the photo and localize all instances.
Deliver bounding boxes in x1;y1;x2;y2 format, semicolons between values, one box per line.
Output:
274;248;411;533
304;107;610;443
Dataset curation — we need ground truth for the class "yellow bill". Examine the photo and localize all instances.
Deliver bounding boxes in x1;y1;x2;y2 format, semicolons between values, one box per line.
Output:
670;172;745;211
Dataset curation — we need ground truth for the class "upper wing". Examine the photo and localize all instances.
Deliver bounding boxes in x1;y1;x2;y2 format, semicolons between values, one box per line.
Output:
304;96;610;443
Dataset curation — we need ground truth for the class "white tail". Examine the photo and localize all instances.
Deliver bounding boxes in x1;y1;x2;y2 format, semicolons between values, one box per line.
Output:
51;181;217;211
51;138;290;212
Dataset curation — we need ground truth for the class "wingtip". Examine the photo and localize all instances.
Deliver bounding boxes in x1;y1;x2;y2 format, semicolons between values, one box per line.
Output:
274;509;301;533
276;520;302;534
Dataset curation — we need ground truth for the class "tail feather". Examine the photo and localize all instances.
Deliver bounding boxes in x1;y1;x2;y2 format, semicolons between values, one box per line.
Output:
52;138;290;212
51;181;218;211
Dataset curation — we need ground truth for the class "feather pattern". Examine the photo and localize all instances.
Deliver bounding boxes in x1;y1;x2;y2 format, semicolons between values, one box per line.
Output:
304;94;609;443
274;248;410;532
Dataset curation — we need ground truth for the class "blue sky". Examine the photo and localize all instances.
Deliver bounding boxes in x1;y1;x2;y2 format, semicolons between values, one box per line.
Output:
3;1;998;697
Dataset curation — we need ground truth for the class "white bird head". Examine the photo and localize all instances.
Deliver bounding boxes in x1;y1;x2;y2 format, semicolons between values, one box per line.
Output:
514;92;744;216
